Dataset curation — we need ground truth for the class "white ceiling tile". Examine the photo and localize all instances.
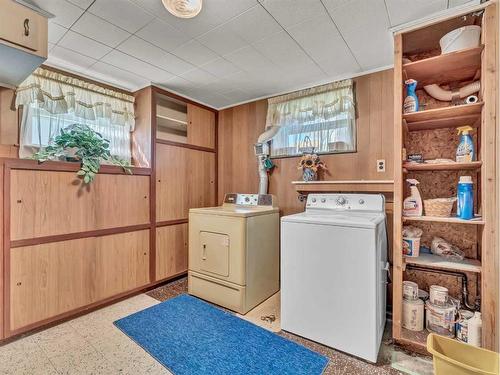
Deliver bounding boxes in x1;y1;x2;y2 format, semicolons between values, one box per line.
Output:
48;22;67;44
71;12;131;48
101;50;174;84
287;13;360;76
260;0;326;28
448;0;475;6
118;36;195;75
222;89;254;103
225;5;282;44
47;45;97;70
180;68;218;86
88;0;154;33
136;18;191;52
385;0;447;26
323;0;393;70
66;0;93;9
132;0;256;38
200;58;240;78
224;45;274;72
197;24;249;56
58;30;112;60
30;0;84;28
172;40;219;66
85;62;150;91
163;76;196;92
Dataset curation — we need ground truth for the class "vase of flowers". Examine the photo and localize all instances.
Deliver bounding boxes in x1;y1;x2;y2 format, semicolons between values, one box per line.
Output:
297;153;327;182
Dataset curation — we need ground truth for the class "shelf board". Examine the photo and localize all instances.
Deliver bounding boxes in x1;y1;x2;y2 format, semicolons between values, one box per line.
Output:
403;215;485;225
403;102;483;131
403;46;483;87
292;180;394;193
157;114;188;125
403;161;482;171
399;328;429;353
405;253;481;273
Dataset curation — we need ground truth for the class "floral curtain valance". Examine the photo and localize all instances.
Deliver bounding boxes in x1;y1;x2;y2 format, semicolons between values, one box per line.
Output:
15;67;135;131
265;79;355;129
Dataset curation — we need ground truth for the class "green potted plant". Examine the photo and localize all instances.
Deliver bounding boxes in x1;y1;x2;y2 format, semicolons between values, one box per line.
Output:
33;124;132;184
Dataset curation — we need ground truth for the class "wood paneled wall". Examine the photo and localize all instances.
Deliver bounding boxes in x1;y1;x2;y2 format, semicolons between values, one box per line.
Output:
218;69;395;216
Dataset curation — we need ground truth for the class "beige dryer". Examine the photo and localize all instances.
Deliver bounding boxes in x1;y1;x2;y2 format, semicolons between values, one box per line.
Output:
188;193;279;314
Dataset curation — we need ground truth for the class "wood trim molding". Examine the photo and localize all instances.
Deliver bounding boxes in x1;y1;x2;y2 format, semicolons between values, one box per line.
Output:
10;223;152;248
156;219;188;228
151;85;218;113
1;159;151;175
155;139;216;153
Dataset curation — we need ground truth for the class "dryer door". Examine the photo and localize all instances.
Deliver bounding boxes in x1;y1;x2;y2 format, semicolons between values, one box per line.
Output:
199;231;229;277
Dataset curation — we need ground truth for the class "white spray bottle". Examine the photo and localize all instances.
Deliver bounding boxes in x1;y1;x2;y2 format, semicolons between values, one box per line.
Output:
403;179;423;217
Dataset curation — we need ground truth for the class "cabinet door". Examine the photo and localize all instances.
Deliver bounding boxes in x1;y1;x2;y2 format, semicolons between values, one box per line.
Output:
10;230;150;331
187;104;215;149
0;0;47;56
156;223;188;280
187;149;216;210
10;170;150;240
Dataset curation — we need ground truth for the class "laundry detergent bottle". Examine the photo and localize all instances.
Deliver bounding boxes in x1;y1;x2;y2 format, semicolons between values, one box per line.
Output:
403;179;423;217
456;126;475;162
403;79;419;113
457;176;474;220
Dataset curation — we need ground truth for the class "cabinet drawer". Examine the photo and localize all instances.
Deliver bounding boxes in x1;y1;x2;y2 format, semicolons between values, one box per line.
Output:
0;0;47;55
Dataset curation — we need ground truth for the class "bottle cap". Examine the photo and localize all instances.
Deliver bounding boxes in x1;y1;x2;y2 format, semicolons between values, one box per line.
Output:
457;126;473;135
459;176;473;183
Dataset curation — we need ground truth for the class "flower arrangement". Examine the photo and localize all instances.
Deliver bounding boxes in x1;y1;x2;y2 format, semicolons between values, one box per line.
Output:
297;153;327;181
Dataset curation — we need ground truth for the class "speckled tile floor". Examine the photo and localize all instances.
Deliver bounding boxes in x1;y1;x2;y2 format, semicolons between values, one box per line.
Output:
0;277;433;374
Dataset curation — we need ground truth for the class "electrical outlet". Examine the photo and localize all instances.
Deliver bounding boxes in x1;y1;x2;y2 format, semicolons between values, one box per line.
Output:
377;159;385;172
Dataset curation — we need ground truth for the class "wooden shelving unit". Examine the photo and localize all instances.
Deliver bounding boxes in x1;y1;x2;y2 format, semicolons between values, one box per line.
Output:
393;4;498;353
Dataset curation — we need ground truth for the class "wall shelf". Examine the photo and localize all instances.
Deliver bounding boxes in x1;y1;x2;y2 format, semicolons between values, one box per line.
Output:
292;180;394;193
405;253;481;273
403;161;482;171
403;216;485;225
403;46;483;87
403;102;483;131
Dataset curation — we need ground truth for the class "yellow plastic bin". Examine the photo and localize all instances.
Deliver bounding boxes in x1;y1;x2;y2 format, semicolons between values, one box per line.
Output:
427;333;499;375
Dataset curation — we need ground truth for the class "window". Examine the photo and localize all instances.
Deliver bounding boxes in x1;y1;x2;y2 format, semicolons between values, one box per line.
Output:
22;103;131;162
15;67;135;161
267;79;356;157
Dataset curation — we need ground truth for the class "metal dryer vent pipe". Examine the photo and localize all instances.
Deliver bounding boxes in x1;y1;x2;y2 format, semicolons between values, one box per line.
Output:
256;126;280;195
423;81;480;101
406;264;478;311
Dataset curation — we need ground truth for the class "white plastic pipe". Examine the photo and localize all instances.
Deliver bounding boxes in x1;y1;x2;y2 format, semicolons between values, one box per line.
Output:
256;126;280;195
423;81;480;101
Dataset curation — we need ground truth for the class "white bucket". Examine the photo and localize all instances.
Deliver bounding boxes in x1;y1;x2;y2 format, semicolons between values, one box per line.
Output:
402;236;420;257
429;285;449;307
426;300;456;337
403;298;424;332
440;25;481;54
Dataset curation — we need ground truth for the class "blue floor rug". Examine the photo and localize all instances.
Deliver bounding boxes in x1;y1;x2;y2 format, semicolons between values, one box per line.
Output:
114;294;328;375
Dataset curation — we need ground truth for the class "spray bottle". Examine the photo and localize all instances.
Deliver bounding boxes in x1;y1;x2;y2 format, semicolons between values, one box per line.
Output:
456;126;475;163
403;79;419;113
403;179;423;217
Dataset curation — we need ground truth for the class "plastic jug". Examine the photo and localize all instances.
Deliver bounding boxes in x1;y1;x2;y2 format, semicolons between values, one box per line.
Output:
457;176;473;220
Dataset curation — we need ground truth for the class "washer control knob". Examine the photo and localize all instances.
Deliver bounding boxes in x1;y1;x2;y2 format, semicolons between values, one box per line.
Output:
245;197;250;203
359;199;365;205
311;198;317;203
321;198;326;203
336;197;346;205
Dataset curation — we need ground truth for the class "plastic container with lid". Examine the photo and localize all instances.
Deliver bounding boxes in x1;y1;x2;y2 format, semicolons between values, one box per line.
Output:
439;25;481;54
457;176;474;220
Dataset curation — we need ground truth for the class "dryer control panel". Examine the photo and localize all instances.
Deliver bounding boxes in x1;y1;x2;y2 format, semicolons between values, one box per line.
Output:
306;194;384;212
224;193;275;207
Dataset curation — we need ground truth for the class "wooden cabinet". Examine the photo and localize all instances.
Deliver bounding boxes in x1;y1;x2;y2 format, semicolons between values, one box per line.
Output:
187;104;216;149
156;224;188;280
9;230;150;331
156;143;216;222
10;170;150;240
0;0;47;57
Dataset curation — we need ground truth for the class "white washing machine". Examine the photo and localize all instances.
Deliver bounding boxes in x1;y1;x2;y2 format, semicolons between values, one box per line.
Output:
188;193;279;314
281;193;388;363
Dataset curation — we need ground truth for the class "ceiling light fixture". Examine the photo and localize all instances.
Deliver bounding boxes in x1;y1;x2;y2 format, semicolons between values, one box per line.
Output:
162;0;202;18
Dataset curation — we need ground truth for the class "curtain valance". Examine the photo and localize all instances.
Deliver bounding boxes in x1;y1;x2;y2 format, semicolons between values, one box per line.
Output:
265;79;355;129
15;67;135;131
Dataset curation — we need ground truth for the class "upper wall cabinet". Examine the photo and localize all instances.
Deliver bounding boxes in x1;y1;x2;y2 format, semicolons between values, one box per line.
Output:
155;91;216;150
0;0;48;87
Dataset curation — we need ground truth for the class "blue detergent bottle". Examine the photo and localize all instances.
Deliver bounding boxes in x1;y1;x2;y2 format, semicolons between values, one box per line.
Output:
403;79;419;113
457;176;474;220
